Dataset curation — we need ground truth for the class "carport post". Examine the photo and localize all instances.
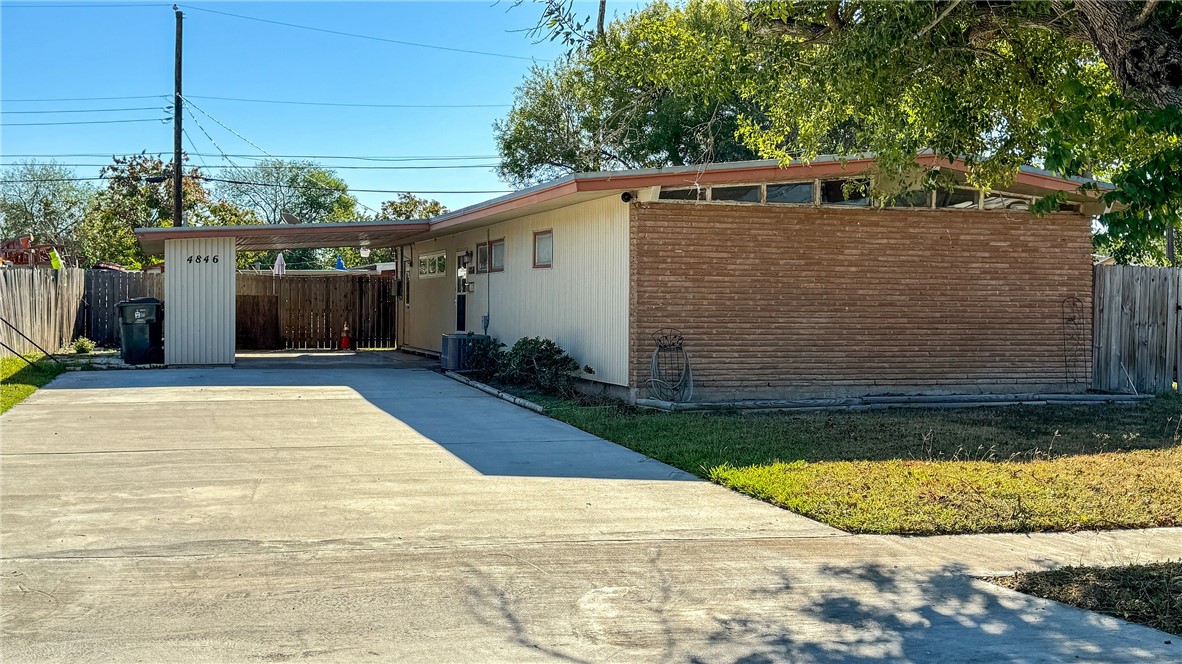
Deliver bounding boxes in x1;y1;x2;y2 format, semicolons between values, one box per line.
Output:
163;237;236;366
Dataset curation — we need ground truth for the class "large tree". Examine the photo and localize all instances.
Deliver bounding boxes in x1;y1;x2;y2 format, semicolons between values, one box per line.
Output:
217;159;359;269
495;52;761;186
534;0;1182;262
216;159;357;225
78;154;211;268
0;160;95;253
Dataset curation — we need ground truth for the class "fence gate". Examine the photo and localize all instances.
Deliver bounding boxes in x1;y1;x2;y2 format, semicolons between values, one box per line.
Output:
82;270;163;347
1092;265;1182;393
236;274;398;350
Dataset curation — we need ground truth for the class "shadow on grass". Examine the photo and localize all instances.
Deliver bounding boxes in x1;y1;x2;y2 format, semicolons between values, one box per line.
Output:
540;393;1182;466
0;358;66;414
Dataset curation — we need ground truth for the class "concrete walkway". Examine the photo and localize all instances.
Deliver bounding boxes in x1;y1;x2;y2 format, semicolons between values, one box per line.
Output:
1;358;1178;663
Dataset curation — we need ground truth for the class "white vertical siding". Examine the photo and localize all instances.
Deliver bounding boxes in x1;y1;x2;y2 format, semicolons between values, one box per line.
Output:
164;237;236;365
404;195;630;386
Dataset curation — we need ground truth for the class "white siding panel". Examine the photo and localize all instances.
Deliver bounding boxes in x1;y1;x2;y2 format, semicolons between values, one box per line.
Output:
404;196;629;386
164;237;236;365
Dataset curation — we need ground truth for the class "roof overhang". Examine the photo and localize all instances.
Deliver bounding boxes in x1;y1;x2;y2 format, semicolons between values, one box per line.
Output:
135;219;430;256
135;155;1114;257
425;155;1111;235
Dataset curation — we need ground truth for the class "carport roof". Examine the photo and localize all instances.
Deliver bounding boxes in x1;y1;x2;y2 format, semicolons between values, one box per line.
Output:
135;219;430;255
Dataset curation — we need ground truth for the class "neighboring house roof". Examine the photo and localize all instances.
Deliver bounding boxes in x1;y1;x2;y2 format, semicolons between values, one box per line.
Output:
135;156;1110;255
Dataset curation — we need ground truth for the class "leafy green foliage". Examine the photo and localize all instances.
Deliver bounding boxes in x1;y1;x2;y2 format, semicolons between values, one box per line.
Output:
465;336;505;382
0;160;94;254
496;337;582;395
495;2;763;187
537;0;1182;260
78;154;212;268
71;337;96;354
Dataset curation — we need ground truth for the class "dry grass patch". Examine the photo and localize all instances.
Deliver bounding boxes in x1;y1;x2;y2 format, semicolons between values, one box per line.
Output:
991;562;1182;636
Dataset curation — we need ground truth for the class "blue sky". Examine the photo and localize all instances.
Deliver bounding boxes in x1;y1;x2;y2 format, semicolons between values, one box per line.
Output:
0;1;637;213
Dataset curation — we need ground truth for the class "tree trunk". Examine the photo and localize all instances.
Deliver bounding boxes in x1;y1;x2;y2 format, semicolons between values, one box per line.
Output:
596;0;607;38
1075;1;1182;109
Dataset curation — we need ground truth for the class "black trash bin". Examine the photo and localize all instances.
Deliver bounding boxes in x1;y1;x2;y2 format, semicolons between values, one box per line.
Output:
116;298;164;365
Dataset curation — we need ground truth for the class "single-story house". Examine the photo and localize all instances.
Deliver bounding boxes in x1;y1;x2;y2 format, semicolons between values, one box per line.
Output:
135;155;1102;402
399;156;1101;401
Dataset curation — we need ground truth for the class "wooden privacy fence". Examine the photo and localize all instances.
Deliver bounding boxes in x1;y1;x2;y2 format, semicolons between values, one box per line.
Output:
0;268;85;357
81;270;163;347
237;273;398;350
1093;265;1182;393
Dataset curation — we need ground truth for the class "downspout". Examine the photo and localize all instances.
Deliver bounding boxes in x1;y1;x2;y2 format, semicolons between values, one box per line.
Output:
483;227;491;335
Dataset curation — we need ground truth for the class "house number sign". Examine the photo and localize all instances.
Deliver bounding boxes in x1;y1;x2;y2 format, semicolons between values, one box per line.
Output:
186;255;220;264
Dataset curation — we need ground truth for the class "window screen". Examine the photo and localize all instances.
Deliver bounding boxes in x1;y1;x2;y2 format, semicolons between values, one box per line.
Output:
533;230;553;268
766;182;814;204
490;239;505;272
820;179;870;205
711;185;761;202
889;190;931;208
659;187;705;200
475;243;489;273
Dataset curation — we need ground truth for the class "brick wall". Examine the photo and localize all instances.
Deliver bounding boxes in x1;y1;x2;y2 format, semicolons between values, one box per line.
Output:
629;203;1094;400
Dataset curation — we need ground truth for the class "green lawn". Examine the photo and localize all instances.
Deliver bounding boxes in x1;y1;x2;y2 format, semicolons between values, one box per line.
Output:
990;562;1182;636
528;393;1182;535
1;356;65;414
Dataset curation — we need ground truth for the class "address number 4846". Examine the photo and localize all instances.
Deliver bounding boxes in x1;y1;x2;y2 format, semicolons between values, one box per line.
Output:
186;255;219;264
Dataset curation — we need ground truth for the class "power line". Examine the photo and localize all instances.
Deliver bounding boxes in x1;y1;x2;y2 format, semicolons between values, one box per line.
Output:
2;152;497;162
180;98;389;217
1;95;167;103
177;4;544;63
195;176;510;195
0;177;108;183
0;118;166;127
0;106;164;115
0;162;499;171
0;174;512;195
0;3;171;8
185;94;510;109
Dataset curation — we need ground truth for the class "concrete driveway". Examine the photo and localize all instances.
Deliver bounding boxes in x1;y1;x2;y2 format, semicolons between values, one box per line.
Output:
2;354;1177;663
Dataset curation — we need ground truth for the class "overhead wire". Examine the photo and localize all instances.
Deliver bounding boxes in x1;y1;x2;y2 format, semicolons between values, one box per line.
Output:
0;174;511;195
180;97;383;217
176;4;544;63
0;106;166;115
184;95;510;109
0;118;166;127
0;162;499;171
1;152;497;161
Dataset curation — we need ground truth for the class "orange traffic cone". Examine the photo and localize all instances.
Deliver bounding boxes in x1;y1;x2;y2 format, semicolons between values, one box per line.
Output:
340;323;352;351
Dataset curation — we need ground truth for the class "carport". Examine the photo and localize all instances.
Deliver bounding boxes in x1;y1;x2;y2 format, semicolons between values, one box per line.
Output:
134;220;429;365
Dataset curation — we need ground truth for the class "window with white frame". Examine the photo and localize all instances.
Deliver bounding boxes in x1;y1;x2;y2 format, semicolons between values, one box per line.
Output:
533;230;553;268
417;251;447;279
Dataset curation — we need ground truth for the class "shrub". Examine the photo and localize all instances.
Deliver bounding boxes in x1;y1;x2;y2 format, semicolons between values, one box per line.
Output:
497;336;581;395
466;337;505;382
72;337;96;354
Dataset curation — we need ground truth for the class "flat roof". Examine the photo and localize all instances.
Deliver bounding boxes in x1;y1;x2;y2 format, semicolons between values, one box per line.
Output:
136;156;1112;255
135;219;429;255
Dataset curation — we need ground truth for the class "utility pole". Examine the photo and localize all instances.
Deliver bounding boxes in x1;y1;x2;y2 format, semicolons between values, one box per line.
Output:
173;5;184;227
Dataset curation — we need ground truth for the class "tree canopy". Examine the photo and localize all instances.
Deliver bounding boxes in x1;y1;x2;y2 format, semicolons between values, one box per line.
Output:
0;160;94;254
527;0;1182;263
495;1;763;187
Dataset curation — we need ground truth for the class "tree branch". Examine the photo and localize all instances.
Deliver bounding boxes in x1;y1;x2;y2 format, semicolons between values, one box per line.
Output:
915;0;963;40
